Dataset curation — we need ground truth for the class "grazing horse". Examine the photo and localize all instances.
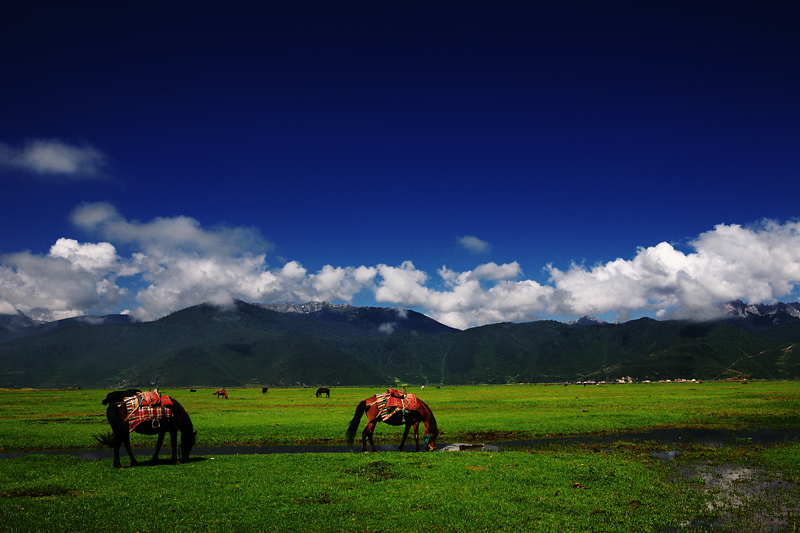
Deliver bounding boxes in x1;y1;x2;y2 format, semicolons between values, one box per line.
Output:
261;387;269;394
214;388;228;399
346;391;439;452
95;390;196;469
316;387;330;398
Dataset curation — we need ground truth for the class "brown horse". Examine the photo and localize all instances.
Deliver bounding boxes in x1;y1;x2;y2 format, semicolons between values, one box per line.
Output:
214;388;228;399
316;387;330;398
95;390;196;469
346;392;439;452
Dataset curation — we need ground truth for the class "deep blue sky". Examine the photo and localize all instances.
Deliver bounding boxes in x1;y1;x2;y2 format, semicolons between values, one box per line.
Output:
2;2;799;328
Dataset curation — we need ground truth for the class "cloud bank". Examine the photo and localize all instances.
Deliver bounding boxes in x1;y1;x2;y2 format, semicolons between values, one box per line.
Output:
1;204;799;328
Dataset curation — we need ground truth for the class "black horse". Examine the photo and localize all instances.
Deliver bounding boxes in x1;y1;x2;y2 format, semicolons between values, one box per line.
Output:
316;387;330;398
95;389;197;469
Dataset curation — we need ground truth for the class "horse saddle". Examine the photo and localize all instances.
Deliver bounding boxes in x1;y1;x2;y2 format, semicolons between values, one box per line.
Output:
377;389;421;420
122;390;174;431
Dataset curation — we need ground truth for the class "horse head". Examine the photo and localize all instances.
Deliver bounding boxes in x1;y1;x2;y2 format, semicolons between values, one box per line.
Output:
424;427;439;451
181;430;197;460
419;400;439;451
101;389;141;406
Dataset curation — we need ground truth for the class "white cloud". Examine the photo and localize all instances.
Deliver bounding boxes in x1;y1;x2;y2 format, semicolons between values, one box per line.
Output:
49;238;119;272
0;249;127;322
458;235;492;254
545;220;800;321
373;261;550;329
469;261;522;281
71;202;266;257
0;139;106;178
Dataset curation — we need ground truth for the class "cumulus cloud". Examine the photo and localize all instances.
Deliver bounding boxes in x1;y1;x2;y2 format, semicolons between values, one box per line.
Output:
3;206;800;329
372;261;549;329
49;238;119;272
0;139;106;178
458;235;492;254
0;248;127;322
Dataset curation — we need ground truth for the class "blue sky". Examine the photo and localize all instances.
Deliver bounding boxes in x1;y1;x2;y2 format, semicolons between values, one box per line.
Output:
1;2;799;329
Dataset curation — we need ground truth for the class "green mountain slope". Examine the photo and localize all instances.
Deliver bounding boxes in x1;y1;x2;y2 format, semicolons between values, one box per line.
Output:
0;301;798;388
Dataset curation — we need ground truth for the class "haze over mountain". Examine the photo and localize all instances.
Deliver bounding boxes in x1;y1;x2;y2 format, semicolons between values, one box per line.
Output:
1;301;798;389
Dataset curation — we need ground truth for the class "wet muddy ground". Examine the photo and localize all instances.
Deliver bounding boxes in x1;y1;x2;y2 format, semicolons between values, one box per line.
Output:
2;427;799;459
672;463;798;531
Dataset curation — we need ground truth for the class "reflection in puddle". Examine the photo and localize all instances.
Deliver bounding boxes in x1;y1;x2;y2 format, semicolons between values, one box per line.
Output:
440;443;501;452
651;449;681;460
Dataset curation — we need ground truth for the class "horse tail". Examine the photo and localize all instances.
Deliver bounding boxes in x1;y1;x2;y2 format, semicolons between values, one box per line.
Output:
346;400;367;445
94;432;115;447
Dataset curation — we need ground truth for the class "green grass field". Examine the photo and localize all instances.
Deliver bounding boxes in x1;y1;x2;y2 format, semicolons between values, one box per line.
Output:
1;382;799;531
1;382;797;452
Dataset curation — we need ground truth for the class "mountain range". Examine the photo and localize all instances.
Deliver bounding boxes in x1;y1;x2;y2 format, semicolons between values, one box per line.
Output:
1;300;798;388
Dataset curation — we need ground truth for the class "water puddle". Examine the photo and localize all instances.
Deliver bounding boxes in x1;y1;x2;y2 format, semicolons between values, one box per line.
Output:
495;427;800;451
440;443;501;452
675;462;798;531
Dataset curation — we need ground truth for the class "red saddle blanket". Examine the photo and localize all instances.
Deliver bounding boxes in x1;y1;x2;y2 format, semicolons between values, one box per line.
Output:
376;390;420;421
125;405;174;432
122;391;174;432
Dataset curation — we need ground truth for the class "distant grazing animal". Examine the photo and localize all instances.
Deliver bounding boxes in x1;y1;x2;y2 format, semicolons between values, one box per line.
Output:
316;387;330;398
262;387;269;394
95;389;196;469
214;388;228;399
346;389;438;452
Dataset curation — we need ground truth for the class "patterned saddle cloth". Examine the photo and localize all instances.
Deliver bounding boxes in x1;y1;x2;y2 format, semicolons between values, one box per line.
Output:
375;389;420;421
122;390;174;432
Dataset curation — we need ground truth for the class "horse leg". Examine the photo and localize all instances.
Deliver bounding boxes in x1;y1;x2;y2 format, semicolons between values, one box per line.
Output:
362;421;377;452
111;435;124;469
121;433;139;467
152;430;166;463
398;422;413;451
412;421;421;451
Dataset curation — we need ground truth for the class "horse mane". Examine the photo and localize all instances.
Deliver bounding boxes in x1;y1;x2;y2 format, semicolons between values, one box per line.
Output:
101;389;142;405
417;399;438;435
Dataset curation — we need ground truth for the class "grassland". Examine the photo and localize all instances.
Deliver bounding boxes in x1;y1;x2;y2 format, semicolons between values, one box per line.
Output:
1;382;799;531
